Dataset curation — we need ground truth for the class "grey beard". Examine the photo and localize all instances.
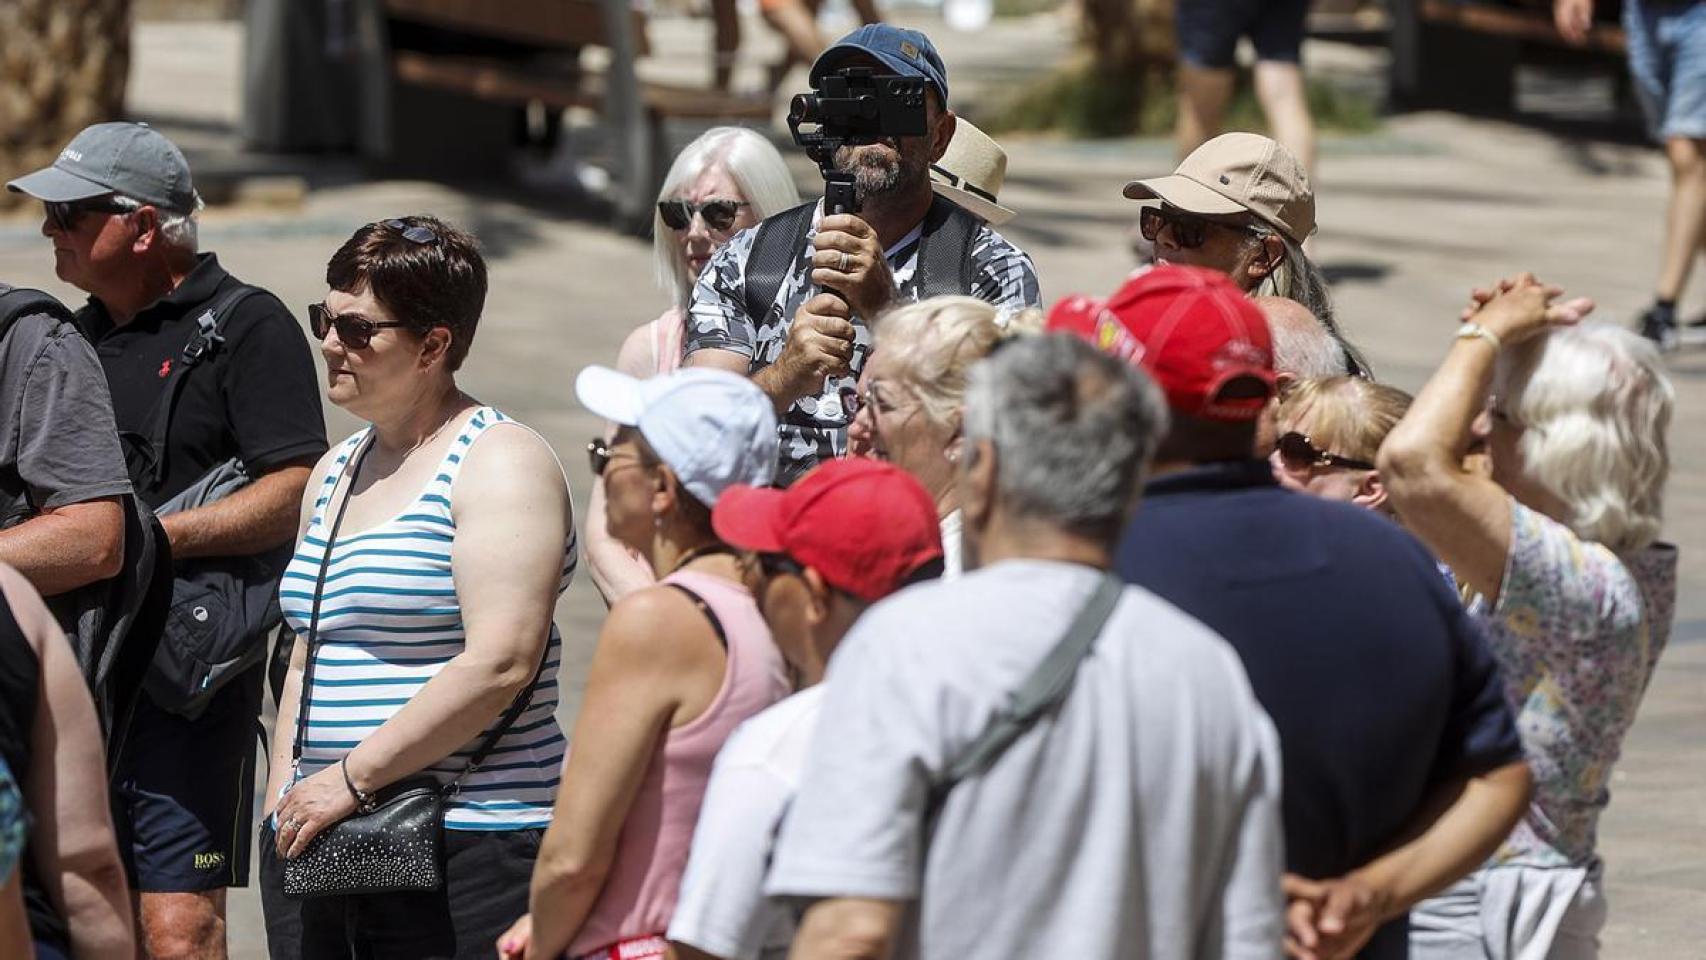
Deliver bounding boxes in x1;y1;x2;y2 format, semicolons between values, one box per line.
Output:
833;144;927;207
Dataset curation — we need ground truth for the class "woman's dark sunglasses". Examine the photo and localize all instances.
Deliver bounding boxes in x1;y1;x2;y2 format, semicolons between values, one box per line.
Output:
657;199;749;232
757;552;806;579
45;198;131;233
307;303;409;350
1275;431;1376;472
1138;205;1256;250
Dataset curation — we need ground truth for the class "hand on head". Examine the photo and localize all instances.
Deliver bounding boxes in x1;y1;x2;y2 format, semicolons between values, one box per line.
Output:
1462;273;1594;345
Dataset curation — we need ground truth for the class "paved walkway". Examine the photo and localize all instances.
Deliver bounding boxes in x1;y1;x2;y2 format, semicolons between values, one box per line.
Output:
0;13;1700;957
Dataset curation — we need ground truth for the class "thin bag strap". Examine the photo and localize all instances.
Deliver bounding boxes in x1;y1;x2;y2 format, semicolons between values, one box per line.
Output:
140;285;265;486
665;582;729;650
290;437;373;765
939;572;1124;786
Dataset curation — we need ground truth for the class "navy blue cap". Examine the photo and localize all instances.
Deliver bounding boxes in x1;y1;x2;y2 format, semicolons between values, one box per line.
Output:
810;25;948;105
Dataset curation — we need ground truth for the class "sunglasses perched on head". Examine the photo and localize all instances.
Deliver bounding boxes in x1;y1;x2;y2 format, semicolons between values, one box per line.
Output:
1138;205;1258;250
657;199;749;232
45;197;132;233
381;218;440;245
1275;431;1376;472
307;303;409;350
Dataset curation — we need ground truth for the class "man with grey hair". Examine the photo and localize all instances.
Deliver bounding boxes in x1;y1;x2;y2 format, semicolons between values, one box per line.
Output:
1256;295;1349;383
768;333;1285;959
9;122;327;960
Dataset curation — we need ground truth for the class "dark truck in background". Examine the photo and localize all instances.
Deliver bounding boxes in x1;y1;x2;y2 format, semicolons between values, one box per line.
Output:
1389;0;1631;112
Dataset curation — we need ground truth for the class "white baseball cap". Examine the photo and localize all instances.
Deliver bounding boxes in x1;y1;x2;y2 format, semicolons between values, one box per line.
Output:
576;366;778;506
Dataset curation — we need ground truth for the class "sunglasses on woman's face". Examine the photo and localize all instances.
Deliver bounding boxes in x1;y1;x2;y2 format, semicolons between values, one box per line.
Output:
1138;205;1256;250
307;303;409;350
757;552;807;580
657;198;749;232
45;198;131;233
586;436;650;477
1275;431;1376;473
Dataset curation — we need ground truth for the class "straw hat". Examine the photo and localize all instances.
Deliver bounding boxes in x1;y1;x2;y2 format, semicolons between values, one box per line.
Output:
930;119;1017;226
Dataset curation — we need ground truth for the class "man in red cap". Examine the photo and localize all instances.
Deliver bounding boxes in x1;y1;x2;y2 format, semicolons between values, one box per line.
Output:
1052;264;1534;960
668;458;944;960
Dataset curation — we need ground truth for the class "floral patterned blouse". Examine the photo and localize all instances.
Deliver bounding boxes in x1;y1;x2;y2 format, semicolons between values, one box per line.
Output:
1473;500;1678;868
0;756;24;886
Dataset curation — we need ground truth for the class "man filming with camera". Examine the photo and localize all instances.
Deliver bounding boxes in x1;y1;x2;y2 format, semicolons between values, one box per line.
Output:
684;25;1041;485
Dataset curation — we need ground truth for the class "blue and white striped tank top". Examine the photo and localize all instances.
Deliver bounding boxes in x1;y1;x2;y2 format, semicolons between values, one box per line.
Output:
280;407;576;831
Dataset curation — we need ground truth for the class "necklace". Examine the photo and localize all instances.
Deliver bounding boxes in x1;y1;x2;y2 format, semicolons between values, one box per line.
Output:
667;542;736;576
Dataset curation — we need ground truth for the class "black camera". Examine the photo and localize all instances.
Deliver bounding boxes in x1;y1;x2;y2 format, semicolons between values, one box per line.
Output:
788;68;930;214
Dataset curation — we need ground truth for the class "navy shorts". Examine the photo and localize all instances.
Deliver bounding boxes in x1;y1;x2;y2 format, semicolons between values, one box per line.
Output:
111;667;264;892
1176;0;1310;68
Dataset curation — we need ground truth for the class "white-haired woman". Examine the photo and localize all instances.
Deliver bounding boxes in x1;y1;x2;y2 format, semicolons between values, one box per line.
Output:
1380;275;1678;960
587;127;800;604
849;296;1041;575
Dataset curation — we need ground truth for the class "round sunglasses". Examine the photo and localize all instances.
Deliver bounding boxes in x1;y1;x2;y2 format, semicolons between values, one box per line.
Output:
1275;431;1376;473
307;303;410;350
657;198;749;232
1138;205;1259;250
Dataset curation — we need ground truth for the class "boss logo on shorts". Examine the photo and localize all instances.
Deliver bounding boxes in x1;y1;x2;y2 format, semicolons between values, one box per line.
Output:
193;851;227;871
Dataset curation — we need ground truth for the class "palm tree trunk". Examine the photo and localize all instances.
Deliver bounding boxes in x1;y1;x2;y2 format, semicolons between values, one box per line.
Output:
0;0;133;211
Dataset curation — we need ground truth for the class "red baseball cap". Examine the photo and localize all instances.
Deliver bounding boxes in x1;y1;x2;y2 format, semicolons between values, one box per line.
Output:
713;459;944;604
1046;264;1274;422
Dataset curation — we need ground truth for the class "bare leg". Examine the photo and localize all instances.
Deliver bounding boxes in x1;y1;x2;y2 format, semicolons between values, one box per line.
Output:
762;0;826;92
1253;59;1317;176
1176;64;1236;162
711;0;741;92
140;889;227;960
1657;137;1706;302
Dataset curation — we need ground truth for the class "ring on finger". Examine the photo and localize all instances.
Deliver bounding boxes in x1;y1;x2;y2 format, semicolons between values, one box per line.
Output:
839;252;851;272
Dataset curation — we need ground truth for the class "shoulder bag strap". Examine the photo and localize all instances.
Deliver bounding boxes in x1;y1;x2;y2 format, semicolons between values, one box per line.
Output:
137;284;266;486
742;201;818;328
289;437;373;766
665;582;728;650
939;572;1124;787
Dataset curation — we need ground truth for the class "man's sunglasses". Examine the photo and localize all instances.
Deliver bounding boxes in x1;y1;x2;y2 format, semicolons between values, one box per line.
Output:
45;198;131;233
307;303;410;350
1275;431;1376;472
1138;205;1257;250
657;199;749;232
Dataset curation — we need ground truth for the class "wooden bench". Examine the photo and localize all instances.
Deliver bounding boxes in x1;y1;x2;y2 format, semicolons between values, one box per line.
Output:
382;0;773;232
1390;0;1628;113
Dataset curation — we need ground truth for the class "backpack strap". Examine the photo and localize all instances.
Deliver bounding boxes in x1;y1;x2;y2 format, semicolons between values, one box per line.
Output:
742;201;819;330
135;284;266;487
916;197;982;301
938;573;1124;789
0;285;76;343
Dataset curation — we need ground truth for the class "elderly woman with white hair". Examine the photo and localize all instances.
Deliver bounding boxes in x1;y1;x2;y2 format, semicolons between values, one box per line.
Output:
587;126;800;604
1380;275;1677;960
848;296;1041;575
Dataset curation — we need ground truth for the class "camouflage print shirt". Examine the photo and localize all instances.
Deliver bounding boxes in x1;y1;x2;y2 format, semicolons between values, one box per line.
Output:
684;200;1041;485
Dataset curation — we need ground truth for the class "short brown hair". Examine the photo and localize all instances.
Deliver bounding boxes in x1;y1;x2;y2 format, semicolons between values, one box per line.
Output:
325;215;486;370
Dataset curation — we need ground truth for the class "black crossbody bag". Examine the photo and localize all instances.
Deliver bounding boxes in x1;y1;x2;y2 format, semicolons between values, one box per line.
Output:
282;441;544;899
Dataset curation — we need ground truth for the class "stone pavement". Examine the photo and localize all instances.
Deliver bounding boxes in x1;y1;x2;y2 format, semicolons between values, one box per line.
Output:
0;12;1702;958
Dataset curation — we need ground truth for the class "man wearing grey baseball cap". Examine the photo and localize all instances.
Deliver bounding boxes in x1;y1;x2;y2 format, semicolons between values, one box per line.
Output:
10;121;329;960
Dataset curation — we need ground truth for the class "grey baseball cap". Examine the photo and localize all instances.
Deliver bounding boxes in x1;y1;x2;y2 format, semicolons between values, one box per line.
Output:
6;122;198;213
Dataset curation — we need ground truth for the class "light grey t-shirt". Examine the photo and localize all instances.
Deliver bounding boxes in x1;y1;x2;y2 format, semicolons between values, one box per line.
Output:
767;560;1286;960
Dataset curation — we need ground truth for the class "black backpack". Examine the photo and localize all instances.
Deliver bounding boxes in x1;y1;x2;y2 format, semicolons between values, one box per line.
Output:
0;285;170;769
113;283;290;720
741;195;984;327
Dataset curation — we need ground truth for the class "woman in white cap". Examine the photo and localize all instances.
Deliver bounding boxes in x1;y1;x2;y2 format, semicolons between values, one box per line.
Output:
498;367;791;960
586;127;799;607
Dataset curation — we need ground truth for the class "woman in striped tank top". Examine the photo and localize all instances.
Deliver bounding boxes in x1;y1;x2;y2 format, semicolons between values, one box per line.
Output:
259;217;577;959
497;366;790;960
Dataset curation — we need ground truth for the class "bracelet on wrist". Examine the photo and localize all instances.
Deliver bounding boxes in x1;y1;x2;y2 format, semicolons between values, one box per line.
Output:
342;757;378;814
1455;321;1504;352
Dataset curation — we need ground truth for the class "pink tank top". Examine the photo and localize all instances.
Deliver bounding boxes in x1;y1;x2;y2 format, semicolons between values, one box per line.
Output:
569;569;790;956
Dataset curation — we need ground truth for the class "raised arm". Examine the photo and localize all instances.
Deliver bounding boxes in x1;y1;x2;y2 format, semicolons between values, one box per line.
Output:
9;565;134;959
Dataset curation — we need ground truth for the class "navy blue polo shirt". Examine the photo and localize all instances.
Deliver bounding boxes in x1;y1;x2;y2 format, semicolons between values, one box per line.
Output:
1117;460;1523;959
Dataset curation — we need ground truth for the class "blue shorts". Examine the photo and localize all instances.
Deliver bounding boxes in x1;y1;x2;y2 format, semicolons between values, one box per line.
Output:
1625;0;1706;141
1176;0;1310;68
111;669;263;892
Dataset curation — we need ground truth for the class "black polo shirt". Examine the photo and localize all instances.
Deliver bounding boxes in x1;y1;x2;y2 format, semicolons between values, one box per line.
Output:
1116;460;1523;960
78;254;328;510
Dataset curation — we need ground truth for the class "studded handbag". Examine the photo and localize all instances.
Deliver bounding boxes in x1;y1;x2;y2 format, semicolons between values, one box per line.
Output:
280;439;544;899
